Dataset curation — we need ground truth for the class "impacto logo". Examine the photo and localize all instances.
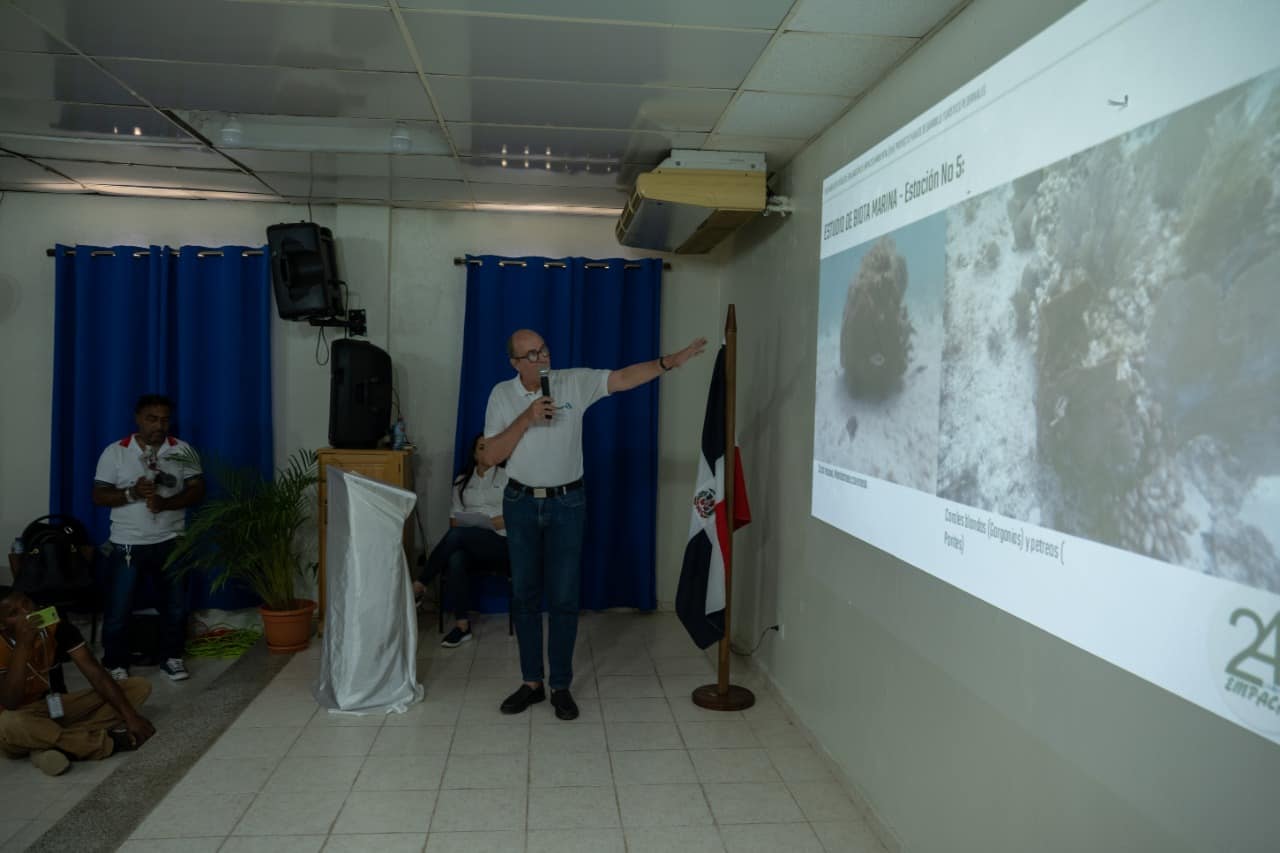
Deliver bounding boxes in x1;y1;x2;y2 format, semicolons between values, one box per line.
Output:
1211;597;1280;735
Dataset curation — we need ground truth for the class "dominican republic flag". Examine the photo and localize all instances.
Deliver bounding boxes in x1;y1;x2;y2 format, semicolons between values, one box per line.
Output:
676;345;751;649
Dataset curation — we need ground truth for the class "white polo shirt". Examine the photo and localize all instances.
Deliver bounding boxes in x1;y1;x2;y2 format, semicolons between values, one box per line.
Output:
450;465;509;537
484;368;611;487
94;435;203;545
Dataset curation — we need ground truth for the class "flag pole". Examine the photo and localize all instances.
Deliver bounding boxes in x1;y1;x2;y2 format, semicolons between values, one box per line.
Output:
692;304;755;711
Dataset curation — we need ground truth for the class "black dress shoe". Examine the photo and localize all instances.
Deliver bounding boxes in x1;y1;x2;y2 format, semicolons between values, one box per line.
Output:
550;689;579;721
500;683;545;714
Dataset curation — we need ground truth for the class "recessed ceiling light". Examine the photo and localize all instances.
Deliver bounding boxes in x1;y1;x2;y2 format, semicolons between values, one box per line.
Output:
220;116;243;146
501;158;508;167
132;126;142;136
390;123;411;153
501;144;507;155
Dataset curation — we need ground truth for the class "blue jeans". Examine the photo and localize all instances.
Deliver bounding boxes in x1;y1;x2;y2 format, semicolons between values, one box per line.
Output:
418;526;510;618
503;484;586;691
102;540;188;669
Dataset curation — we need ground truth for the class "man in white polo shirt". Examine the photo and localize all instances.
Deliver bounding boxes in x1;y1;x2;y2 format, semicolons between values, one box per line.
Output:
91;395;205;683
481;328;706;720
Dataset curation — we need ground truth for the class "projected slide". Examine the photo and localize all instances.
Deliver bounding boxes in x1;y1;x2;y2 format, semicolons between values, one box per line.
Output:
814;0;1280;744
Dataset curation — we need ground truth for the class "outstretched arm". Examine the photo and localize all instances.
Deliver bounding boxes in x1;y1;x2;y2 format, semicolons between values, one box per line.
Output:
607;337;708;394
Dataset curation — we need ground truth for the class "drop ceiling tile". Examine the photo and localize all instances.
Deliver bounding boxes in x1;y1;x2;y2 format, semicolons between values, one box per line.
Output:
447;123;705;162
391;155;464;180
0;52;141;105
259;172;390;200
396;0;792;29
41;159;265;193
704;133;807;168
0;5;70;53
305;152;391;177
99;60;433;118
241;151;458;179
0;154;69;184
0;180;84;193
0;136;221;169
224;148;313;174
459;157;625;187
18;0;413;72
430;77;731;131
402;12;769;88
715;90;850;138
746;31;913;95
244;0;388;6
469;181;625;208
0;99;191;141
235;151;463;179
181;113;450;155
391;177;473;203
787;0;961;37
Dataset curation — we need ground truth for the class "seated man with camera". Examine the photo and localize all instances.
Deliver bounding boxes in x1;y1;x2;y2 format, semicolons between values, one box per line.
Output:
0;587;154;776
91;394;205;682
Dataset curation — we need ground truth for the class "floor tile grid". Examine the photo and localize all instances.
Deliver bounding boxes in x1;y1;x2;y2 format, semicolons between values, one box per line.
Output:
120;613;879;852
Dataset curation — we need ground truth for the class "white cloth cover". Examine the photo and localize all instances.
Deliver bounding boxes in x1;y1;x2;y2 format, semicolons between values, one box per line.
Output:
313;467;424;714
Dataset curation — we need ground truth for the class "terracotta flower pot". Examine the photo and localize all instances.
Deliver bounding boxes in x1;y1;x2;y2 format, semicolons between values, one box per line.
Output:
260;599;316;654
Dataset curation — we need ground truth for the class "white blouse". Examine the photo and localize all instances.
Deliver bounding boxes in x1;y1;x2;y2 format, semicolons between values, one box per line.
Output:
449;465;508;536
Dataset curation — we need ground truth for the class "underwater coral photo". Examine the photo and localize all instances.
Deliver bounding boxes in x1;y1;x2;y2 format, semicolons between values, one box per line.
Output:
936;67;1280;592
814;212;945;493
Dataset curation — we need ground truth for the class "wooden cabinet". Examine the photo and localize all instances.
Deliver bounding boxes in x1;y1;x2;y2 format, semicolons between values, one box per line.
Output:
316;448;415;634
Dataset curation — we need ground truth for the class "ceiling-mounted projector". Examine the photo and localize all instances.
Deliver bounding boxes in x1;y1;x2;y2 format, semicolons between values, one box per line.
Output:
615;150;766;254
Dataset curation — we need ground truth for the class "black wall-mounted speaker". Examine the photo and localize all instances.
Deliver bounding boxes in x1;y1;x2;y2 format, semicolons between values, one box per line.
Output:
267;222;343;319
329;339;392;449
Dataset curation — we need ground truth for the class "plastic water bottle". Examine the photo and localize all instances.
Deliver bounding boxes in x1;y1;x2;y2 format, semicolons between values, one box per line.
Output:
392;418;407;450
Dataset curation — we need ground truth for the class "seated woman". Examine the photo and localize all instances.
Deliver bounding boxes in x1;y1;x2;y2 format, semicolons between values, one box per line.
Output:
413;434;509;647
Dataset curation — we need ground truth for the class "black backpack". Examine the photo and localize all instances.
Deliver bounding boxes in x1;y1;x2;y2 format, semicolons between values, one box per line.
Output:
17;514;95;602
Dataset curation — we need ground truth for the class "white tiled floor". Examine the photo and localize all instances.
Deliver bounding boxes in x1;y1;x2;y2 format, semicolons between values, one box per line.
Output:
11;612;888;852
0;653;236;851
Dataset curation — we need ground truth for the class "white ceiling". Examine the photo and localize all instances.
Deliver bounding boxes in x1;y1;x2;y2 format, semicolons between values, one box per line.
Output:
0;0;965;213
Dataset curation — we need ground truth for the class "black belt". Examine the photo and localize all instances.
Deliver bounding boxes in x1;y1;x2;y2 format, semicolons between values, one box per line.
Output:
508;478;583;498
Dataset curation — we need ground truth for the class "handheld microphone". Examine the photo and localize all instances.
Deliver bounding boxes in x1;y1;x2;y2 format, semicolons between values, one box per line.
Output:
539;368;552;420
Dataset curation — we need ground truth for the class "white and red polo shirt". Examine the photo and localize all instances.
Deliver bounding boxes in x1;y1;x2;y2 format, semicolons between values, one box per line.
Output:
93;435;202;545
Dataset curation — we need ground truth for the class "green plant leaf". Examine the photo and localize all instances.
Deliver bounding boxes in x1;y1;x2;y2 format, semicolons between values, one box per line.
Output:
165;448;318;611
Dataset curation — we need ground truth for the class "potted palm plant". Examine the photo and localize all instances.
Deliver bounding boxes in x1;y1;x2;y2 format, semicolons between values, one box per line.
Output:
165;449;319;653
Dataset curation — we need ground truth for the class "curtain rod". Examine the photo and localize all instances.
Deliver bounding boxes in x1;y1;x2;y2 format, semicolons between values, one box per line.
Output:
45;248;265;258
453;256;671;271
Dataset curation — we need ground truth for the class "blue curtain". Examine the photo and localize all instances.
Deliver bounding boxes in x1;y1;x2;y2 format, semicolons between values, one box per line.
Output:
50;244;273;610
454;255;662;611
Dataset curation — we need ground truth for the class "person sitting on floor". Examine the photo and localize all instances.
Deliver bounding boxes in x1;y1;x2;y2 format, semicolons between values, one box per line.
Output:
413;433;510;648
0;586;155;777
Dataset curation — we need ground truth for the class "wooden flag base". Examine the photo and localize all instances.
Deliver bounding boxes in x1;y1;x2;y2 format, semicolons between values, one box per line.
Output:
692;683;755;711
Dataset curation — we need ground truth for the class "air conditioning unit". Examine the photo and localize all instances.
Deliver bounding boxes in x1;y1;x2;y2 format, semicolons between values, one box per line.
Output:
616;150;766;254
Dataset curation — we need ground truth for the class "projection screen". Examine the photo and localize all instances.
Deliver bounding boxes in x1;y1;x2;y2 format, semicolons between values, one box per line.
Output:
813;0;1280;744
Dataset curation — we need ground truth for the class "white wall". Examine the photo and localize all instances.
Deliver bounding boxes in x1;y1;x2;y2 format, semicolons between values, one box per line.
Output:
0;192;720;604
718;0;1280;851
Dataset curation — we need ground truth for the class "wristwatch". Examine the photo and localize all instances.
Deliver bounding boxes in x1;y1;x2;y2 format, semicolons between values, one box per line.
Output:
125;486;138;503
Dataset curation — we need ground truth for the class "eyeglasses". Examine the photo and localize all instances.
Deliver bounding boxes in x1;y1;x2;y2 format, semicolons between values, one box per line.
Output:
516;346;550;363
